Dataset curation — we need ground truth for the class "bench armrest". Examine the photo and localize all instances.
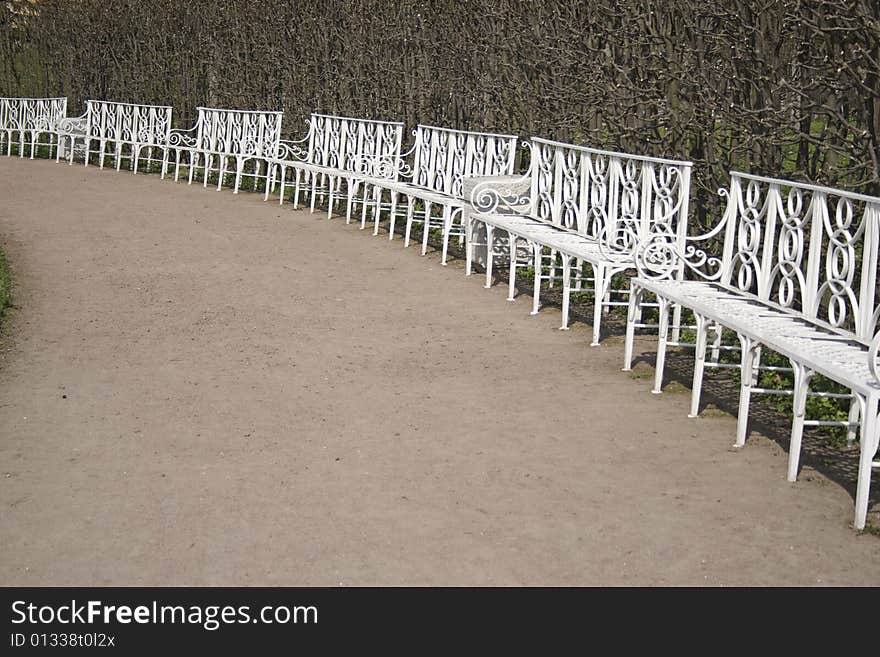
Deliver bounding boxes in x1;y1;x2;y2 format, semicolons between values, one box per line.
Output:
167;126;198;149
633;187;734;282
270;138;310;163
466;173;533;215
870;332;880;385
56;113;88;136
349;146;414;180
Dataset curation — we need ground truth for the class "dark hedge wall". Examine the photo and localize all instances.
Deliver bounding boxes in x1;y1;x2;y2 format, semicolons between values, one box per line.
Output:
2;0;879;224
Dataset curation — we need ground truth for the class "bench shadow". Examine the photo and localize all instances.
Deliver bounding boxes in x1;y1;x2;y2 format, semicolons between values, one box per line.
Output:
337;208;879;531
617;336;878;531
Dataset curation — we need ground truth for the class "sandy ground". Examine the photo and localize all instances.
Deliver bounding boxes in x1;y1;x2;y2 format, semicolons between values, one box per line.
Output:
0;157;877;586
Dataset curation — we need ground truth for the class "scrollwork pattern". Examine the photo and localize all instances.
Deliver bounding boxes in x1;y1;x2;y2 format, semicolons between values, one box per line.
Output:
0;98;67;135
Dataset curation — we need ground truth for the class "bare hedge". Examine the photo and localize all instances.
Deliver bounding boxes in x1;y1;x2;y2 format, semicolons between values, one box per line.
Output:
2;0;879;224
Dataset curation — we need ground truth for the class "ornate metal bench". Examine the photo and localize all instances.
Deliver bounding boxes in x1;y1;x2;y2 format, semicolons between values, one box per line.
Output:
265;113;404;221
466;138;693;346
624;171;880;529
55;100;172;172
362;125;519;265
0;97;67;159
163;106;282;193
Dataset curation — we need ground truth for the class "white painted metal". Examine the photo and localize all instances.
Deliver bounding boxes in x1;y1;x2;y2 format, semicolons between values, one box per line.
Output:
0;97;67;159
363;125;519;265
265;113;404;221
164;106;282;193
624;171;880;529
468;138;693;346
55;100;172;173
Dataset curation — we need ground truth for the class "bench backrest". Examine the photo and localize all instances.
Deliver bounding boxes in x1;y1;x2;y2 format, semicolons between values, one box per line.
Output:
529;137;693;247
0;97;67;132
718;172;880;343
195;107;283;158
412;125;518;197
307;113;404;179
85;100;172;147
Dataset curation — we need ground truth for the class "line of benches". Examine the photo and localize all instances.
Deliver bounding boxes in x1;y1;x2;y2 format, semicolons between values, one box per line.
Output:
1;95;877;531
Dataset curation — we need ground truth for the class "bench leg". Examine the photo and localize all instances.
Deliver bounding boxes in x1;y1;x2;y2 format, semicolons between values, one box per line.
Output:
421;202;433;256
652;297;671;394
590;264;607;345
327;175;338;219
688;314;709;417
233;157;245;194
346;180;359;224
281;166;291;205
387;191;399;240
403;197;415;248
507;233;518;301
671;302;683;344
561;256;574;330
441;206;455;264
622;284;642;371
359;183;371;229
846;396;861;444
734;335;762;447
484;224;494;288
547;249;558;288
292;169;303;208
855;394;878;530
440;205;453;267
309;172;318;213
358;182;369;227
203;154;213;188
465;215;475;276
217;156;227;191
370;186;382;235
786;361;815;478
530;243;542;315
710;324;723;362
264;163;274;201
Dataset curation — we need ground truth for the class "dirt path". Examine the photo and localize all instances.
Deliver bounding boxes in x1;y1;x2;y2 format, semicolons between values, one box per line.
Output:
0;158;877;586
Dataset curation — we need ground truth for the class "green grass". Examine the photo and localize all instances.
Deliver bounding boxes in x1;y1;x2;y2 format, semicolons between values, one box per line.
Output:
859;523;880;537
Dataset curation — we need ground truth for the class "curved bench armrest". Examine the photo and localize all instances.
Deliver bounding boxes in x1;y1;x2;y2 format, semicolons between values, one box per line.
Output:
349;150;412;180
467;172;533;215
55;113;88;135
632;187;734;282
167;126;198;149
270;138;310;163
870;332;880;386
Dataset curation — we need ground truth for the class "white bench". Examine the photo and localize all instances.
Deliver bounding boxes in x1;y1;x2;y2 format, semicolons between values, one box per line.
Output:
163;106;282;193
265;113;404;221
466;138;693;346
624;171;880;529
55;100;172;173
362;125;519;265
0;97;67;159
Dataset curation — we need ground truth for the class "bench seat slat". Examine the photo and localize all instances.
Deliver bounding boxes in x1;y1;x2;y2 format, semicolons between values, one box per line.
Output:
635;277;880;395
